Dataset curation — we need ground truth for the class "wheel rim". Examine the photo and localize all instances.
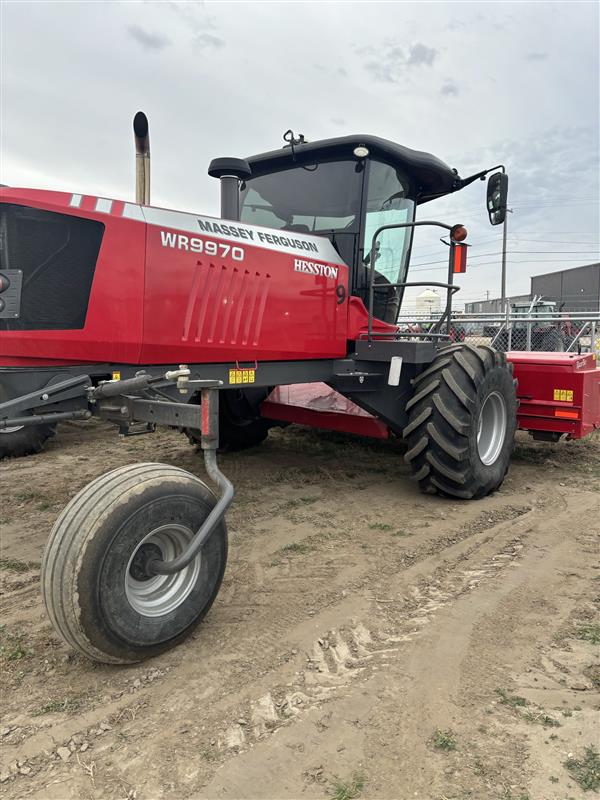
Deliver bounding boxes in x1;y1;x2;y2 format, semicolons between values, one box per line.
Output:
477;391;507;466
125;524;201;618
0;426;24;434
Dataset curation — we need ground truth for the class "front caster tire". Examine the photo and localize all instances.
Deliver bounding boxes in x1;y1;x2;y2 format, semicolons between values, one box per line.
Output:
41;463;228;664
403;344;517;500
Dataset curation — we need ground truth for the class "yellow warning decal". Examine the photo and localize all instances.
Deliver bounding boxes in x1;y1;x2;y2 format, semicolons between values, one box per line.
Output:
553;389;573;402
112;371;121;381
229;368;255;385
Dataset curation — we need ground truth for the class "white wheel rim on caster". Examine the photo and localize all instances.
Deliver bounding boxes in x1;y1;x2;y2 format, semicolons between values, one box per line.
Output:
477;391;507;466
125;524;201;617
0;426;24;434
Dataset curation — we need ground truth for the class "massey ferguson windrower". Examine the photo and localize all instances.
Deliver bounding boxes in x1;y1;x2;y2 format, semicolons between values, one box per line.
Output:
0;115;516;663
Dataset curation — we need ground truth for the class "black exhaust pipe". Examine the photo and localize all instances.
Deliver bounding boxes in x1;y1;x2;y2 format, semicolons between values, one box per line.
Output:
208;157;252;221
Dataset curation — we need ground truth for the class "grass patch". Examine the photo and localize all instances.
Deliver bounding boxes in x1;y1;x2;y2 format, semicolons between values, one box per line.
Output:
576;623;600;645
13;490;44;503
564;745;600;792
0;630;32;661
368;522;393;531
0;558;40;573
432;728;457;751
274;498;313;512
584;664;600;690
270;466;319;484
390;529;412;538
330;771;366;800
496;687;528;707
33;697;83;716
280;542;314;555
473;758;488;776
523;710;560;727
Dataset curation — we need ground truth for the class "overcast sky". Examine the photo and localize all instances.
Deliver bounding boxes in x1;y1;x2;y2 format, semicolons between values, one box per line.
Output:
1;0;598;309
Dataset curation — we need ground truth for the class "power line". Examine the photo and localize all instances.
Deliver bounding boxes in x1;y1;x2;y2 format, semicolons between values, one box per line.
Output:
411;236;600;261
410;258;597;273
512;201;600;208
410;251;600;268
508;239;600;244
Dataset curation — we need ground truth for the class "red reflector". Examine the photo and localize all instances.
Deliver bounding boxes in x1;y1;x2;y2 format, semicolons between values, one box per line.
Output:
453;244;467;273
555;409;579;419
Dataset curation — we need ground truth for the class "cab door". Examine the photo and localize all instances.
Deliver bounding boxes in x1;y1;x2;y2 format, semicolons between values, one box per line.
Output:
357;160;416;323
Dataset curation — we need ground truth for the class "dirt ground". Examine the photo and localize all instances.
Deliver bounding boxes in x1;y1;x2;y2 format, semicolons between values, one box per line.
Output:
0;420;598;800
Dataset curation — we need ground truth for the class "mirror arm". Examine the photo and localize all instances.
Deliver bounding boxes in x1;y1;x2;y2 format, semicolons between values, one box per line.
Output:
458;163;506;190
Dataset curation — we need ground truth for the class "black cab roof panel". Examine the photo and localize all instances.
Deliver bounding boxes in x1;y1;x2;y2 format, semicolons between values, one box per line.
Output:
245;135;461;203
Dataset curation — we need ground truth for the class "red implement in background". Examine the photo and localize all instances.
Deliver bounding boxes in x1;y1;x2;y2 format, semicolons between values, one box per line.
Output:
262;352;600;442
509;351;600;440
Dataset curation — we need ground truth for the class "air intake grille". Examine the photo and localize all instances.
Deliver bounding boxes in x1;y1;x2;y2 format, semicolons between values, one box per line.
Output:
0;204;104;330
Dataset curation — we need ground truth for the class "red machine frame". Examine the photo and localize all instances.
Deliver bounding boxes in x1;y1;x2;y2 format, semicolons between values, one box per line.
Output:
261;351;600;442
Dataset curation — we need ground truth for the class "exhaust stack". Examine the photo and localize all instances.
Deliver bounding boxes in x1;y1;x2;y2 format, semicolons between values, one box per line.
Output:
133;111;150;205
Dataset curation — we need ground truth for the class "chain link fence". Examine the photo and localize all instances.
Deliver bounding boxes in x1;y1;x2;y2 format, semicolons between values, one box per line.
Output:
396;311;600;356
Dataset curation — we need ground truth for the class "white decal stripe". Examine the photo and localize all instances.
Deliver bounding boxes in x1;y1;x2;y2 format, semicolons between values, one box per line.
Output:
140;206;345;264
69;193;82;207
95;198;113;214
122;203;145;221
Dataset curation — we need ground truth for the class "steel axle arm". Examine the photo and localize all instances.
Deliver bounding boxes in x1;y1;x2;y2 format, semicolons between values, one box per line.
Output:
149;387;235;575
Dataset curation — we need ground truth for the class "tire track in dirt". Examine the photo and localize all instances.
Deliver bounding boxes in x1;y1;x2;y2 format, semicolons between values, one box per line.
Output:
1;497;536;798
199;490;598;800
1;425;596;799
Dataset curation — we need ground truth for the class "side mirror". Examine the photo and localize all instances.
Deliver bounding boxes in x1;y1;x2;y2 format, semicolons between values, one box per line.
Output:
487;171;509;225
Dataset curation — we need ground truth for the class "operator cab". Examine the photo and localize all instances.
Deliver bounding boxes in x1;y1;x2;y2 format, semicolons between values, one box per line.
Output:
241;134;462;323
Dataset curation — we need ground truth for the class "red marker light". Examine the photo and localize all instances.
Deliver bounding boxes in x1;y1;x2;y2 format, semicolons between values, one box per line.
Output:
450;224;468;242
0;274;10;292
453;243;468;273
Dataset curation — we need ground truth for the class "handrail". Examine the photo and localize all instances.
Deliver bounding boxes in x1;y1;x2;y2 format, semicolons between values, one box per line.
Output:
367;220;456;342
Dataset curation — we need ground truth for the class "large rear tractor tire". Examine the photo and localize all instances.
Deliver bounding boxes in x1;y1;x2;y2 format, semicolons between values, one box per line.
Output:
403;344;517;500
0;422;56;459
41;463;228;664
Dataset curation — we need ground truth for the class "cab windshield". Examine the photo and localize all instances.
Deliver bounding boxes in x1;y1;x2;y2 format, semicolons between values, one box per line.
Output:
239;156;415;324
239;160;363;267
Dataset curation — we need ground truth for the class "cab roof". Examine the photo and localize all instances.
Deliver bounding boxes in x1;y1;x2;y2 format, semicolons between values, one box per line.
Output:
245;134;462;204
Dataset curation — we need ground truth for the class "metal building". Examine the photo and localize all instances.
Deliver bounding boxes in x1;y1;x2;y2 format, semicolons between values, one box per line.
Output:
464;295;529;314
530;263;600;312
464;264;600;314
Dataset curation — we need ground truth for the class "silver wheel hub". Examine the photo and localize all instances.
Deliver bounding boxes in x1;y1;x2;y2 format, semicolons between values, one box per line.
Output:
477;391;507;466
0;426;24;434
125;524;201;617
